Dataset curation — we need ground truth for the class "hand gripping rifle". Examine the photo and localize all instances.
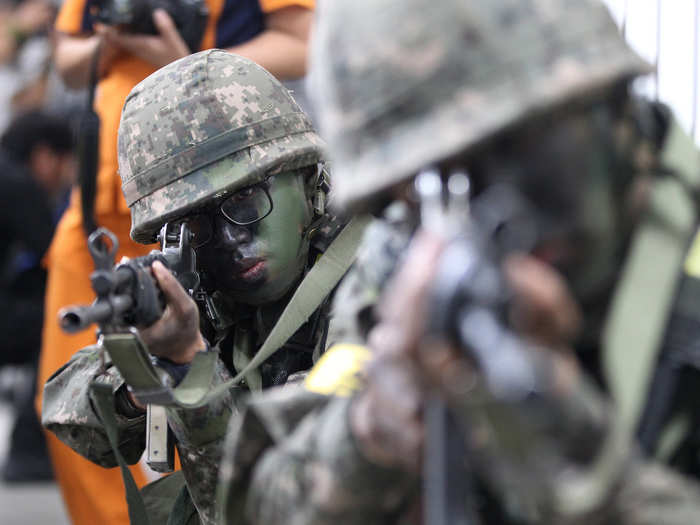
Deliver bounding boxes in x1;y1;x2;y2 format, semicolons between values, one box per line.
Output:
59;222;202;473
60;223;200;335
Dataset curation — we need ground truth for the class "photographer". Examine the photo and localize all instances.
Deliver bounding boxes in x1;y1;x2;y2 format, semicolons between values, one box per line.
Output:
217;0;700;524
38;0;314;524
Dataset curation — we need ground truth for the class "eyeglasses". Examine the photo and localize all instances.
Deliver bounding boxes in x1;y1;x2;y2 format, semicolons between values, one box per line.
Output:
179;179;275;248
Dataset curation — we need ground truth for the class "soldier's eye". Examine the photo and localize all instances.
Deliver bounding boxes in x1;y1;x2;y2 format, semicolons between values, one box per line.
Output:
220;185;273;226
234;187;255;200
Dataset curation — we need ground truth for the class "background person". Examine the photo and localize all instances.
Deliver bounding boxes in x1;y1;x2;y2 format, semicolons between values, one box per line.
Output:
0;110;74;482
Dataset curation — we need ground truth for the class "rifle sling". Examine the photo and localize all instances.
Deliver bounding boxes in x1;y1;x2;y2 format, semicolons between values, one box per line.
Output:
89;382;152;525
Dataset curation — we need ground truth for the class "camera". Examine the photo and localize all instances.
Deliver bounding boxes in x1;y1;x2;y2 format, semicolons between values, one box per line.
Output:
91;0;208;52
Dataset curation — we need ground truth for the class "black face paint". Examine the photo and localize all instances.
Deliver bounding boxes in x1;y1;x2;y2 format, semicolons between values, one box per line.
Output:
196;172;313;305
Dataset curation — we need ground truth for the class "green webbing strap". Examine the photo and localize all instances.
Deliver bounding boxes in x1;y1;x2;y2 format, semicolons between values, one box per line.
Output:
89;382;152;525
105;215;370;409
103;333;220;407
603;117;700;435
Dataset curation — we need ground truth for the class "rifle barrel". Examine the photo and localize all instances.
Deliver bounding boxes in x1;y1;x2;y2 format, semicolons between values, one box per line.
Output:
59;295;134;333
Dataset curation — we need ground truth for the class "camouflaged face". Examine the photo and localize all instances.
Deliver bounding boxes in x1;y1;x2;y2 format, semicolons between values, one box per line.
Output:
118;49;324;243
309;0;652;209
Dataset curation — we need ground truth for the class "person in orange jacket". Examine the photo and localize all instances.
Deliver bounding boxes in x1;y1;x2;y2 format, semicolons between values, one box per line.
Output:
38;1;314;523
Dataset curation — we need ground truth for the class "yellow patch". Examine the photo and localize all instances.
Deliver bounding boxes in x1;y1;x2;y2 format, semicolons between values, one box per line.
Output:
304;344;371;397
684;228;700;278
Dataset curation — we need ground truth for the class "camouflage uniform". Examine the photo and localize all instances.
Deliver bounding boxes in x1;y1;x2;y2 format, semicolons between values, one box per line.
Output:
218;0;700;524
42;50;339;525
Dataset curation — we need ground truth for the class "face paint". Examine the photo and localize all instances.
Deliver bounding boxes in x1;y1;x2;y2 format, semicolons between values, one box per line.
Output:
197;172;313;305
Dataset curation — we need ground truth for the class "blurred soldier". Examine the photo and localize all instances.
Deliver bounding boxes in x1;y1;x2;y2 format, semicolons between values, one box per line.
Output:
42;50;355;525
217;0;700;524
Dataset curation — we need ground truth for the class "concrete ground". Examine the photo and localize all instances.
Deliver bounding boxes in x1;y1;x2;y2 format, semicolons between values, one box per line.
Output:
0;372;70;525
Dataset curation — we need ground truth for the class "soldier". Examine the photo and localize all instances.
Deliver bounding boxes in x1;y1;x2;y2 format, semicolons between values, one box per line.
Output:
218;0;700;524
41;49;359;525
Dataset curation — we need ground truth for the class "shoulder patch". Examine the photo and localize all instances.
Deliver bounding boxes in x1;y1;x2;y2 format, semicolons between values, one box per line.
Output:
304;344;371;397
684;228;700;278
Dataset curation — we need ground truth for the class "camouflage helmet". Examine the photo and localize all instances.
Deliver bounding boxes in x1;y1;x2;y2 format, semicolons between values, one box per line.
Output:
309;0;652;209
118;49;324;243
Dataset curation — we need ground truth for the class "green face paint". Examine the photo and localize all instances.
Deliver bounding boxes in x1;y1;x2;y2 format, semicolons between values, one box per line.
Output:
197;171;313;305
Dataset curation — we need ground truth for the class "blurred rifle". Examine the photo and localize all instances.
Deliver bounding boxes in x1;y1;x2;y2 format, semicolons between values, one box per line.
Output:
416;170;541;525
415;171;613;523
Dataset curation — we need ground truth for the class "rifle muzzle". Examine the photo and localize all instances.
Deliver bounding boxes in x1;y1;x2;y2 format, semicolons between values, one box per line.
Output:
58;295;134;333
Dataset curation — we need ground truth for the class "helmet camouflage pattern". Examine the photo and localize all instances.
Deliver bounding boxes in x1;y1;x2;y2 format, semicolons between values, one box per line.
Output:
118;49;324;243
309;0;652;209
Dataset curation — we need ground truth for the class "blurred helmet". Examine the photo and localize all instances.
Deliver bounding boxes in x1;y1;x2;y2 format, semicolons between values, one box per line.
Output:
309;0;651;209
118;49;324;243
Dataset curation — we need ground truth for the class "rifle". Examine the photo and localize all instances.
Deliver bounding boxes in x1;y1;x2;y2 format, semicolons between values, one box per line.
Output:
416;170;544;525
59;222;201;335
415;171;615;522
415;169;482;525
58;222;210;473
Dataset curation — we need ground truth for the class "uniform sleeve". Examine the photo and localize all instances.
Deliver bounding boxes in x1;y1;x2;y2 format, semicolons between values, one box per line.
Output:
259;0;314;13
244;396;416;525
55;0;91;34
41;346;146;467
